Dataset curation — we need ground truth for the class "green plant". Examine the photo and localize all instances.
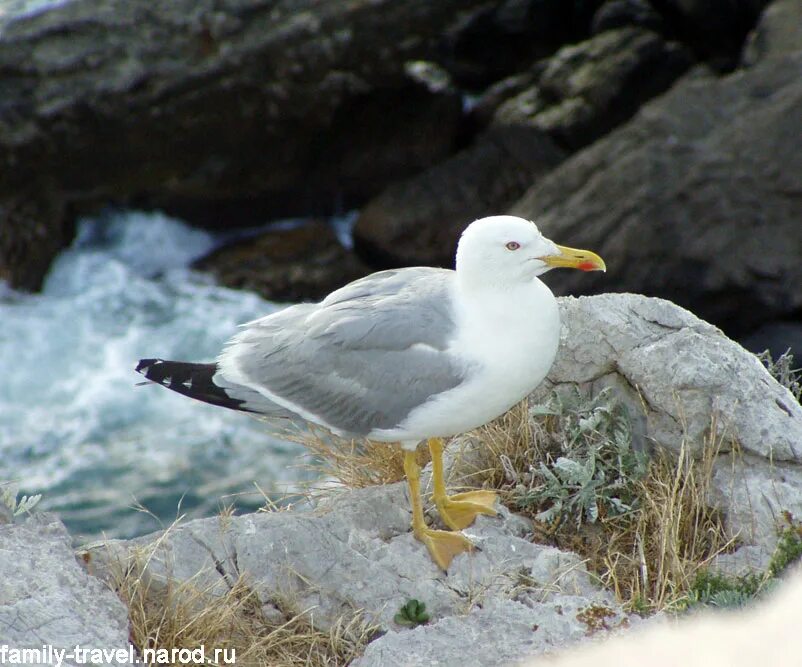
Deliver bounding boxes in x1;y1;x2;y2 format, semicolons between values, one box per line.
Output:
394;599;430;627
767;512;802;578
514;388;648;528
681;570;764;610
1;482;41;522
675;514;802;613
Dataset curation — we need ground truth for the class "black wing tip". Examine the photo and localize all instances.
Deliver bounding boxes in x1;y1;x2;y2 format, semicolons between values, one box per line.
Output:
133;358;252;413
135;358;161;374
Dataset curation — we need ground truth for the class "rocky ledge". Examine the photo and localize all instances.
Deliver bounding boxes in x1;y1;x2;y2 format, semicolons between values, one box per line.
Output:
2;293;801;665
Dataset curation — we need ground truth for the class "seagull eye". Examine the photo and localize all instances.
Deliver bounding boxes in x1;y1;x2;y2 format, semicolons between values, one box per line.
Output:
505;241;521;251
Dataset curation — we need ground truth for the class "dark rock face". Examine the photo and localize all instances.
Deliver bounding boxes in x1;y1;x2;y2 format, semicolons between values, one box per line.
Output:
353;26;691;268
494;27;693;150
353;126;565;269
0;0;782;308
509;53;802;338
0;0;483;288
0;185;67;291
647;0;769;70
440;0;604;89
592;0;666;33
194;221;369;303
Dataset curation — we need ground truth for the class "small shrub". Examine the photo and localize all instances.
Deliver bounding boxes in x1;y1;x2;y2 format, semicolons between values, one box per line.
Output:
394;599;430;627
681;570;764;610
676;514;802;613
512;388;649;528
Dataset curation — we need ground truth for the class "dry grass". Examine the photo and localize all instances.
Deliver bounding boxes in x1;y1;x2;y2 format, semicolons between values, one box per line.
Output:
287;425;430;489
602;438;732;611
106;528;379;666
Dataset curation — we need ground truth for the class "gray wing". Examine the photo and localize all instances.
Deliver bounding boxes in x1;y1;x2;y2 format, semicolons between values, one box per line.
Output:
216;267;470;435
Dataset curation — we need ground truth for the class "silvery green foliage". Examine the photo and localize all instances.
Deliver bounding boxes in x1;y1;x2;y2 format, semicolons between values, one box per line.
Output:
517;388;648;528
0;482;41;523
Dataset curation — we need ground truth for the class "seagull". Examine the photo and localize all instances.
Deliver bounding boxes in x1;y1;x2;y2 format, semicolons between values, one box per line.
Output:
136;215;605;569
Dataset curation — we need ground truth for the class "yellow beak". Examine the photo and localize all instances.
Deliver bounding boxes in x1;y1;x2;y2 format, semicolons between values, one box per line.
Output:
540;244;606;272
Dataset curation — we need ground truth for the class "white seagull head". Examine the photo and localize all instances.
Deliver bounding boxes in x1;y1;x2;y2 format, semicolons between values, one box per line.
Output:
455;215;606;285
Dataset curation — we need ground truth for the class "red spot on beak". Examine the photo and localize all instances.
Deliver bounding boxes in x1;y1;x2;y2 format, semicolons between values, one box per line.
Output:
577;261;598;272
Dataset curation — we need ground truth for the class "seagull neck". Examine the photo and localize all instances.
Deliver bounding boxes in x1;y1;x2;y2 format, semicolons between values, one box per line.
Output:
456;272;543;309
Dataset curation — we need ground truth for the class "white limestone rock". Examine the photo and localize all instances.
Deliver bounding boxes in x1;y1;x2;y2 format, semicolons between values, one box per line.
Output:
355;595;632;667
0;515;132;666
543;294;802;463
90;482;622;646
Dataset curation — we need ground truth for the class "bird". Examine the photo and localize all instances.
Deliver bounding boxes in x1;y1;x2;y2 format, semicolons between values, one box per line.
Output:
136;215;605;570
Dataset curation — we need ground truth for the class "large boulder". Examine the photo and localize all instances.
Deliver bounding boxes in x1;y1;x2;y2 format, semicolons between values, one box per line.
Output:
538;294;802;563
447;293;802;576
494;27;692;150
509;50;802;340
0;0;481;289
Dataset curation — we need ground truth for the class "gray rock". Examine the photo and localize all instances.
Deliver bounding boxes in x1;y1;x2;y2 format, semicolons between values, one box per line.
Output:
90;481;626;666
709;454;802;550
524;293;802;561
0;515;131;665
354;596;629;667
535;294;802;463
495;28;692;149
510;52;802;339
710;544;773;578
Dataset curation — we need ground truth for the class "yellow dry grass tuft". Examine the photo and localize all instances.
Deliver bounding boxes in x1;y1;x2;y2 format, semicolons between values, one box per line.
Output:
601;437;732;611
287;425;430;489
106;525;379;667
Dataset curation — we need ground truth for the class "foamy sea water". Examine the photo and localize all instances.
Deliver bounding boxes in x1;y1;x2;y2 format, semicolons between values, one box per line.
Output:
0;211;315;541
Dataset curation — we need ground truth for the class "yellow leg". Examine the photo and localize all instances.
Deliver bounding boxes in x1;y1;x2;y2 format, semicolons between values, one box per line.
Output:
429;437;498;531
404;450;474;570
